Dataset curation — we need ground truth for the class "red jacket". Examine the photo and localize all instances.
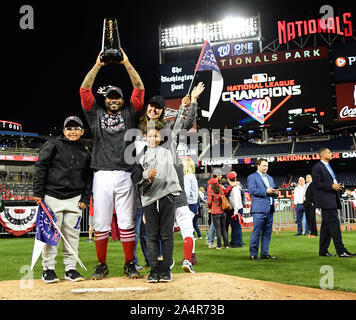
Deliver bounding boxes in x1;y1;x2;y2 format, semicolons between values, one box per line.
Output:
207;178;224;214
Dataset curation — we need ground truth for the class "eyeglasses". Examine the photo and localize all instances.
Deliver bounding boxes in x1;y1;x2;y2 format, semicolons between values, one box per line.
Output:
64;127;83;131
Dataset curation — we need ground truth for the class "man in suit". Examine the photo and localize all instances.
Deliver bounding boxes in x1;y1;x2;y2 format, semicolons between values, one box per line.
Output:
303;174;318;237
312;148;354;258
247;158;278;260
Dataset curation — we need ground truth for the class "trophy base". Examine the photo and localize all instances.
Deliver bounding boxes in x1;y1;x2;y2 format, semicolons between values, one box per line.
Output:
101;54;123;63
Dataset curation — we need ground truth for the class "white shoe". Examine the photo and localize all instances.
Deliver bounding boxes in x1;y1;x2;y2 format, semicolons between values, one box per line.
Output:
182;260;195;273
208;243;217;248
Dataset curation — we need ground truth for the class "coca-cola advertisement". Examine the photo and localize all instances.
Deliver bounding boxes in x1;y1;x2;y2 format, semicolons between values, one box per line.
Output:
336;82;356;122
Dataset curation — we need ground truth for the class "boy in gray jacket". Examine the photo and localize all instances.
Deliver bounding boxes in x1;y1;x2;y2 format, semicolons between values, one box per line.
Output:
138;120;182;283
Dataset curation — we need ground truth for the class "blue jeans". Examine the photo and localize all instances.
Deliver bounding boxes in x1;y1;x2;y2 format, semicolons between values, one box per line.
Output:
296;204;309;235
230;209;243;247
189;203;202;238
249;211;274;257
208;222;215;243
133;208;149;265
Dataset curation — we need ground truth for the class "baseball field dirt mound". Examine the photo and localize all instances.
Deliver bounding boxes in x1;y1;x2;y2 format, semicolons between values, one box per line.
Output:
1;272;356;300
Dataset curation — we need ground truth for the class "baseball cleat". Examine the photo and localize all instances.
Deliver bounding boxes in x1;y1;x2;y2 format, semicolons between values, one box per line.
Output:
124;261;141;279
91;263;109;280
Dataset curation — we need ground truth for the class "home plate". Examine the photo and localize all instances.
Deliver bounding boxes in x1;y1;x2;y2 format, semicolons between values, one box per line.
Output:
71;287;149;294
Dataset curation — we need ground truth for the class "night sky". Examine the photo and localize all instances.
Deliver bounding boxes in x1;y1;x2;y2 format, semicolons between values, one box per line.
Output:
2;0;354;135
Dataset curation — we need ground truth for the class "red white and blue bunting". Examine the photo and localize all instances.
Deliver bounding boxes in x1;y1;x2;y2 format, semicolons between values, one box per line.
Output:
0;203;38;236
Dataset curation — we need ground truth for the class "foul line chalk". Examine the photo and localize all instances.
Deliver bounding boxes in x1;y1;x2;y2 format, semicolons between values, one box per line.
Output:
71;287;149;294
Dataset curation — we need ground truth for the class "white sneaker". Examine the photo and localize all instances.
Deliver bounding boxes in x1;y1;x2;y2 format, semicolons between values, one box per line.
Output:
208;243;217;248
182;259;195;273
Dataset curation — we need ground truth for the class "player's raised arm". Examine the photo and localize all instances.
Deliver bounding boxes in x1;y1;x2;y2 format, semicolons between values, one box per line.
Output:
81;51;106;90
116;48;144;90
115;48;145;111
80;52;110;111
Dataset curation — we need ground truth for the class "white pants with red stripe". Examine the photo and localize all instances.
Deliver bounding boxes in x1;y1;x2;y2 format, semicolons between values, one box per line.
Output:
92;170;136;232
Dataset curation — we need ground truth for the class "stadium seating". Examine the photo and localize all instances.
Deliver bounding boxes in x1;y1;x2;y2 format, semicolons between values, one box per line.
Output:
336;173;356;187
295;136;353;153
234;141;292;157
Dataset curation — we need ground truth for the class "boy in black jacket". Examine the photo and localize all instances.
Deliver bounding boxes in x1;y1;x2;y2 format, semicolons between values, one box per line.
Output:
33;116;92;283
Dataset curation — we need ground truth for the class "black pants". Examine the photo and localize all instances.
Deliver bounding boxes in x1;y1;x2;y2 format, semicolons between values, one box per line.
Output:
143;195;176;273
213;213;229;248
305;205;318;236
319;209;346;255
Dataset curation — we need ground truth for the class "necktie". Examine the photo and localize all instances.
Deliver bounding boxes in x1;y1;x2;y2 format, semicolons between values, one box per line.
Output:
327;163;336;180
263;175;273;205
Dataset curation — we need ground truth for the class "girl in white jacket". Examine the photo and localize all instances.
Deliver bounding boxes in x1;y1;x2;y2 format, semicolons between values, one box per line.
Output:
227;172;244;248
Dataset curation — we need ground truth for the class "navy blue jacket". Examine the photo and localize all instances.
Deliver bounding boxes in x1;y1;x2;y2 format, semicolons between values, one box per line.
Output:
311;161;341;210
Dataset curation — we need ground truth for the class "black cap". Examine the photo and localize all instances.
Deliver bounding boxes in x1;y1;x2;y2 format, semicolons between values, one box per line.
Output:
64;116;84;128
148;95;165;109
105;86;123;98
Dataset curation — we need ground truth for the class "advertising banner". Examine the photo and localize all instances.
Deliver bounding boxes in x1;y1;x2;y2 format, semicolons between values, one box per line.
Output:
159;61;195;98
197;55;334;129
212;41;255;59
332;42;356;82
336;82;356;121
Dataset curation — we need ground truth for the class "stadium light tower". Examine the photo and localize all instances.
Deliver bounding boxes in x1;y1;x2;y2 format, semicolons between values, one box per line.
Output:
159;14;262;63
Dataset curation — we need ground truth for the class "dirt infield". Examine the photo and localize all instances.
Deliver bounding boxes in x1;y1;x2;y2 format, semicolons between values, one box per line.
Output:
1;272;356;300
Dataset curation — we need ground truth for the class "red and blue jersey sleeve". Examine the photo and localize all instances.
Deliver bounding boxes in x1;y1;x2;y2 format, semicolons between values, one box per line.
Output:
80;87;95;111
130;88;145;112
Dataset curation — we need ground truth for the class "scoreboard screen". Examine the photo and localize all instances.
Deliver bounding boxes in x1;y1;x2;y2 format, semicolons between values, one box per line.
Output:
196;49;335;129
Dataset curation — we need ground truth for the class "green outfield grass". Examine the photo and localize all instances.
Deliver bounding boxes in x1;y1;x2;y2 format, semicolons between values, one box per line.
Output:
1;230;356;292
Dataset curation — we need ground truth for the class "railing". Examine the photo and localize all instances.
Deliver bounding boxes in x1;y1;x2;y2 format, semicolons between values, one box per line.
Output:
1;200;355;236
340;199;356;231
272;199;355;232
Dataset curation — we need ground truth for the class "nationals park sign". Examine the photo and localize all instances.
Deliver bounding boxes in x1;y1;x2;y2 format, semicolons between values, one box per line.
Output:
217;46;328;69
277;11;353;44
